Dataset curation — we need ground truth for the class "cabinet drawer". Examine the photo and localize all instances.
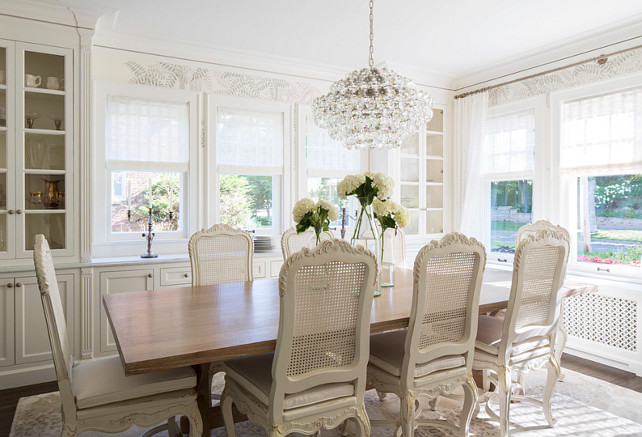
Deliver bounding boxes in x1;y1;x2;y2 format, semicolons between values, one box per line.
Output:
270;260;283;278
160;267;192;287
253;261;266;279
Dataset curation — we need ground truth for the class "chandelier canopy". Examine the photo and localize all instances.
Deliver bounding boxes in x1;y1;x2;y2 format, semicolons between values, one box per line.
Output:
312;0;433;150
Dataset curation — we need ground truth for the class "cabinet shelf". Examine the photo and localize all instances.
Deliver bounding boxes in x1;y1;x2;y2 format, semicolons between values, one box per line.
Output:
425;182;443;186
24;209;66;214
24;87;65;96
0;84;6;90
425;130;443;136
24;128;65;135
24;169;66;175
426;155;443;160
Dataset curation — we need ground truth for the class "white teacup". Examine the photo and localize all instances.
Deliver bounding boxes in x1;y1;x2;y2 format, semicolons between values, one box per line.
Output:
46;77;64;90
25;74;41;88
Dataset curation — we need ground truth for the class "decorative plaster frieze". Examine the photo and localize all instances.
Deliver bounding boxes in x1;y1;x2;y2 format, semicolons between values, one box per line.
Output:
123;60;323;104
489;48;642;106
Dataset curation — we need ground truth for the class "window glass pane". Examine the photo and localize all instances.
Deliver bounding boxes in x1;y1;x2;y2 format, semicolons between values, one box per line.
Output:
219;174;280;229
306;117;359;171
576;174;641;268
491;180;533;254
307;176;358;227
111;171;182;233
217;109;283;168
484;110;535;174
107;97;189;169
561;87;642;170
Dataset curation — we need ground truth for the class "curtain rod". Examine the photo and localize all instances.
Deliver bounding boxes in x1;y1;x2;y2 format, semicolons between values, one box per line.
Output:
454;42;642;100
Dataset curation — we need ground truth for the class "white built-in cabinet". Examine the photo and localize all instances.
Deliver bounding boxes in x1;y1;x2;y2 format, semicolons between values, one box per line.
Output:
0;39;74;259
0;271;74;367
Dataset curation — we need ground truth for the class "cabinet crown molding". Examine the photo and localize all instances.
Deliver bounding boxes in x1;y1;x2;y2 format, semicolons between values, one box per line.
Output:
0;0;106;31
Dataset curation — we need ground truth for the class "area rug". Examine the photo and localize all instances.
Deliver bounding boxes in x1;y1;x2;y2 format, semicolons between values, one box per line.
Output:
10;369;642;436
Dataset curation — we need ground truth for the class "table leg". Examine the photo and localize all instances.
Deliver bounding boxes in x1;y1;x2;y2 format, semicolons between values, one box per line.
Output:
196;363;214;437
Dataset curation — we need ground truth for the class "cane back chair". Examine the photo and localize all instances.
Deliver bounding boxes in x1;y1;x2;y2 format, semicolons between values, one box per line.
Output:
280;226;334;260
473;228;570;436
221;239;378;436
367;232;486;437
33;235;202;436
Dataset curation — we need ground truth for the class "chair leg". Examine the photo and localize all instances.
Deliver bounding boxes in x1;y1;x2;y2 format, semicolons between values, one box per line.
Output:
543;356;560;427
61;423;76;437
482;369;491;392
555;325;568;382
376;390;387;401
459;373;477;437
498;366;512;437
353;405;371;437
220;389;236;437
186;401;204;437
400;390;416;437
339;419;349;436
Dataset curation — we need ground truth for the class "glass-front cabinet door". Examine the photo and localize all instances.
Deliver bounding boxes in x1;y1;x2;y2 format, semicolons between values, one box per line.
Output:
0;42;73;259
0;40;15;259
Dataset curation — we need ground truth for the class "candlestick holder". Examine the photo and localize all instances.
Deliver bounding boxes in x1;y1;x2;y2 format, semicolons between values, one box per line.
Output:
340;207;347;239
141;207;158;258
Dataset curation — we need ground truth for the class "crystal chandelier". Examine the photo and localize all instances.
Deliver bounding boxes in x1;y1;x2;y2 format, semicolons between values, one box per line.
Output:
312;0;433;150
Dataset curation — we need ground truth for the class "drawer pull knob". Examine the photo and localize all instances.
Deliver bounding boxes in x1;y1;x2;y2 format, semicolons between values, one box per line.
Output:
184;273;189;278
147;273;152;278
15;282;22;287
7;283;13;288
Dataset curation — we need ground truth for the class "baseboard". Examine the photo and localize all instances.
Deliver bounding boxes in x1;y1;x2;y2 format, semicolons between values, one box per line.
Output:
0;363;57;390
564;348;642;377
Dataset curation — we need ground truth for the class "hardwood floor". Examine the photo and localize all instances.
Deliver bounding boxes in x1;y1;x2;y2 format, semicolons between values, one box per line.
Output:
0;355;640;437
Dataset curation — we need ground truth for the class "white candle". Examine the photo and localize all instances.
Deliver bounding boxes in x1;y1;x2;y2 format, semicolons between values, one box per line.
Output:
148;178;152;209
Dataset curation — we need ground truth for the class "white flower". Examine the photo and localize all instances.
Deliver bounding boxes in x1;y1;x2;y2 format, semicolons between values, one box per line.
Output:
394;205;410;228
373;198;394;217
292;198;315;223
316;200;339;221
372;172;394;200
337;174;366;199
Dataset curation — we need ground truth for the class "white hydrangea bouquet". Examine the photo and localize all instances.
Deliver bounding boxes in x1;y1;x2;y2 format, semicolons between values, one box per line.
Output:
337;171;394;245
373;198;409;259
292;198;339;245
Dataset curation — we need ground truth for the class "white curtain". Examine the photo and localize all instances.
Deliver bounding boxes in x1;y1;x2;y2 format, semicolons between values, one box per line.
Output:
561;86;642;173
107;96;190;171
454;92;488;241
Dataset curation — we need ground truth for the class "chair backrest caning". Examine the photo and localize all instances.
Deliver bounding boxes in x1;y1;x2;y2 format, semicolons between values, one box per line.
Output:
280;227;334;261
404;232;486;380
188;224;254;285
501;229;570;358
516;220;570;245
271;239;377;411
33;235;76;419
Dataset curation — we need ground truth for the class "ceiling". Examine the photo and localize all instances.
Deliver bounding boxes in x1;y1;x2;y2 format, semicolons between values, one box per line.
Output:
20;0;642;87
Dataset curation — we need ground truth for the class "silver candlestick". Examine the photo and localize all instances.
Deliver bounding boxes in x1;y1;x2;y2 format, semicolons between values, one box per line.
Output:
141;207;158;258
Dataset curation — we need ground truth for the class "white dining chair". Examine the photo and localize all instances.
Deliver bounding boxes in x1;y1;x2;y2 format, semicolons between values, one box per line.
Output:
221;238;378;436
516;220;571;385
473;228;570;436
366;232;486;437
188;223;254;285
33;235;202;437
280;226;334;260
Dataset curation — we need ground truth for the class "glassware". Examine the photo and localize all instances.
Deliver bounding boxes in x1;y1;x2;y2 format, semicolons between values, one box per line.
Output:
25;112;40;129
30;191;43;209
352;200;381;297
27;140;45;168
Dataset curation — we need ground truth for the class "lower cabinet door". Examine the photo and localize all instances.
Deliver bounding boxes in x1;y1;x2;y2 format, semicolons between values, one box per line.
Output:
0;278;15;367
99;269;154;353
14;274;73;365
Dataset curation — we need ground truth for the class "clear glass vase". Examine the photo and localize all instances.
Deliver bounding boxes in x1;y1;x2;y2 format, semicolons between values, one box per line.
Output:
351;201;381;297
380;230;395;287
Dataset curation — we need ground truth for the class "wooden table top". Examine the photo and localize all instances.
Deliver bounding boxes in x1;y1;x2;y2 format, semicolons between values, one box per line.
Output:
104;267;597;376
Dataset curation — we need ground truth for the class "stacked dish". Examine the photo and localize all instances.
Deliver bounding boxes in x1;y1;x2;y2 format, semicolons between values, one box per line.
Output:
253;235;274;253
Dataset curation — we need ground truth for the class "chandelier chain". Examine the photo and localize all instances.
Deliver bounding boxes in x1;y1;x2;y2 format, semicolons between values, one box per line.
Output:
369;0;374;68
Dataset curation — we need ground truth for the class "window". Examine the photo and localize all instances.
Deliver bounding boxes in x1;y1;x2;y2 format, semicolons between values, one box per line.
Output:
483;108;536;258
93;83;198;256
299;106;363;228
556;83;642;276
212;97;290;234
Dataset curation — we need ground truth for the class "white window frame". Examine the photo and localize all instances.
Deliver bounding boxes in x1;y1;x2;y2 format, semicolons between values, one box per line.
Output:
484;96;546;266
551;73;642;281
296;105;367;231
208;95;292;236
92;82;200;257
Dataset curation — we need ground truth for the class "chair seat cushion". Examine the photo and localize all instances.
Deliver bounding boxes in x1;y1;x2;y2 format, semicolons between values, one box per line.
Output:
369;329;466;377
72;356;196;409
475;315;549;356
223;352;354;410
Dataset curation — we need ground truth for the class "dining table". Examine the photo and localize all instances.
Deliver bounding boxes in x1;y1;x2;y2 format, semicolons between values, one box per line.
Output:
103;267;597;436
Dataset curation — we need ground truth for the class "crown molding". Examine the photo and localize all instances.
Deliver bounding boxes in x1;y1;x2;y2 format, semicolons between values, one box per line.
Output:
375;60;455;91
92;29;355;84
0;0;107;30
452;15;642;92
